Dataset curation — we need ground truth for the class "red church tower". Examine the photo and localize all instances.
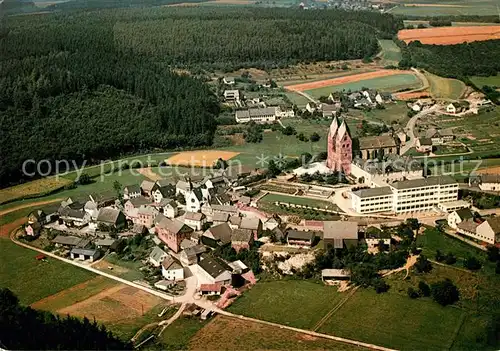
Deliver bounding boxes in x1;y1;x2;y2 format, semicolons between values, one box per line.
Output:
326;116;352;174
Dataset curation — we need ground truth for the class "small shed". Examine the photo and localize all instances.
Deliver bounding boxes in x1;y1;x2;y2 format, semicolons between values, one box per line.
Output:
321;269;351;281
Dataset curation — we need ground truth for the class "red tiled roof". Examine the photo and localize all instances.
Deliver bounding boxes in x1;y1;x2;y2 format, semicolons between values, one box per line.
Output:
200;283;222;293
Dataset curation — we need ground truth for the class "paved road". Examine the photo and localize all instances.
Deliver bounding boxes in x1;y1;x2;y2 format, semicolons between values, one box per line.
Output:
400;105;439;155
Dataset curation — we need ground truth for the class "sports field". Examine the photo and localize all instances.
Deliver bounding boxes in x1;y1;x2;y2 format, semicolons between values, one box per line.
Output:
398;25;500;45
305;74;422;98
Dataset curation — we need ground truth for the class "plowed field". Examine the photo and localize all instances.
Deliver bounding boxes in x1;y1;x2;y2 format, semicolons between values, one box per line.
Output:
398;26;500;45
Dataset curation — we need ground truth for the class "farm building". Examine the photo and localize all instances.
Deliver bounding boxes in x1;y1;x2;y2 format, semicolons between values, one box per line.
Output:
199;283;223;296
123;184;141;200
321;269;351;281
70;248;101;262
96;208;126;229
52;235;89;249
469;174;500;191
235;107;278;123
447;208;474;230
197;256;232;286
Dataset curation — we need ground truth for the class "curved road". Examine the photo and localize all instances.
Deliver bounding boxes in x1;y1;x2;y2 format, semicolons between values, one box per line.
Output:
400;104;439;155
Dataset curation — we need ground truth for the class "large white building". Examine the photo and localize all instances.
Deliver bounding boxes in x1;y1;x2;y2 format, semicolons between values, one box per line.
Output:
235;107;278;123
351;175;459;214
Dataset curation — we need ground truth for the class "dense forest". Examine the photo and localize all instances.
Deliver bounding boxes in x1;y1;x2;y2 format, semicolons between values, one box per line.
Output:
0;288;130;349
0;8;399;187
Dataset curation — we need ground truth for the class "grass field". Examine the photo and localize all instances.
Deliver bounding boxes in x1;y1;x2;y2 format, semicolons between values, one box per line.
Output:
423;72;465;99
317;288;465;351
284;91;311;107
154;317;208;350
470;75;500;88
0;239;96;305
189;315;368;350
378;39;402;66
360;101;409;125
228;280;345;329
259;193;335;210
305;74;422;98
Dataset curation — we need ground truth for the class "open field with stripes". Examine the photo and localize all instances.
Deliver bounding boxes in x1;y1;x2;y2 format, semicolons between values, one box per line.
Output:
398;25;500;45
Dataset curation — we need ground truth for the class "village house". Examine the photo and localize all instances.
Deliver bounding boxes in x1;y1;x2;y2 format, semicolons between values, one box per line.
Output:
239;217;262;239
212;212;230;225
184;212;207;231
263;215;281;231
286;229;315;247
84;200;99;221
161;256;184;281
124;196;150;218
136;206;159;228
180;244;206;266
70;248;101;262
469;174;500;191
58;207;89;228
231;228;254;252
141;180;156;197
305;102;319;113
202;203;238;221
197;256;232;285
202;222;233;247
474;217;500;245
149;246;169;267
96;208;126;229
223;76;235;85
323;221;359;249
156;216;194;253
223;89;240;102
155;198;178;218
27;210;46;225
228;215;242;229
447;208;474;229
152;182;175;204
416;138;433;153
446;102;461;114
456;219;480;239
123;184;141;200
426;129;455;145
321;103;341;118
25;222;42;237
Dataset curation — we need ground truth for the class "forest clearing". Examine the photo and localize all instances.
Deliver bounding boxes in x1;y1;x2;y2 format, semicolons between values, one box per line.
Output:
398;25;500;45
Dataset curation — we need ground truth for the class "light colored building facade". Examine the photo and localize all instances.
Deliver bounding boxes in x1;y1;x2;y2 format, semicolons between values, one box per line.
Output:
351;176;459;214
235;107;278;123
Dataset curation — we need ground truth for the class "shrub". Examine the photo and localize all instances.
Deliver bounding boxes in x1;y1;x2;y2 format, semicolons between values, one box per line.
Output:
414;255;433;273
430;279;459;306
487;246;500;262
407;287;419;299
463;256;482;271
418;281;431;297
373;278;390;294
444;253;457;265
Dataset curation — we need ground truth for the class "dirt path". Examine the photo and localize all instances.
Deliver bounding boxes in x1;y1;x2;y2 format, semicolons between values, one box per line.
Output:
0;198;63;216
0;217;27;238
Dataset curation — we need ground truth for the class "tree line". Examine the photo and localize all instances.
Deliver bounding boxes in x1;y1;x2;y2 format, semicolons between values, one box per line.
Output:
0;288;130;350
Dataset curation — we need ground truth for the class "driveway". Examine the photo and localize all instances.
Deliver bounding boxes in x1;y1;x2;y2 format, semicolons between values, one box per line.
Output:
401;105;439;155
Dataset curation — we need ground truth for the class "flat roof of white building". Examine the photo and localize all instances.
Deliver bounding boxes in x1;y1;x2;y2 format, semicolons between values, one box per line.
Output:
352;186;393;198
389;175;456;190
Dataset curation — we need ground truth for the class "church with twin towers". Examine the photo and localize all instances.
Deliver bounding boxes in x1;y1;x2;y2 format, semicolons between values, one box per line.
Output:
326;116;352;175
